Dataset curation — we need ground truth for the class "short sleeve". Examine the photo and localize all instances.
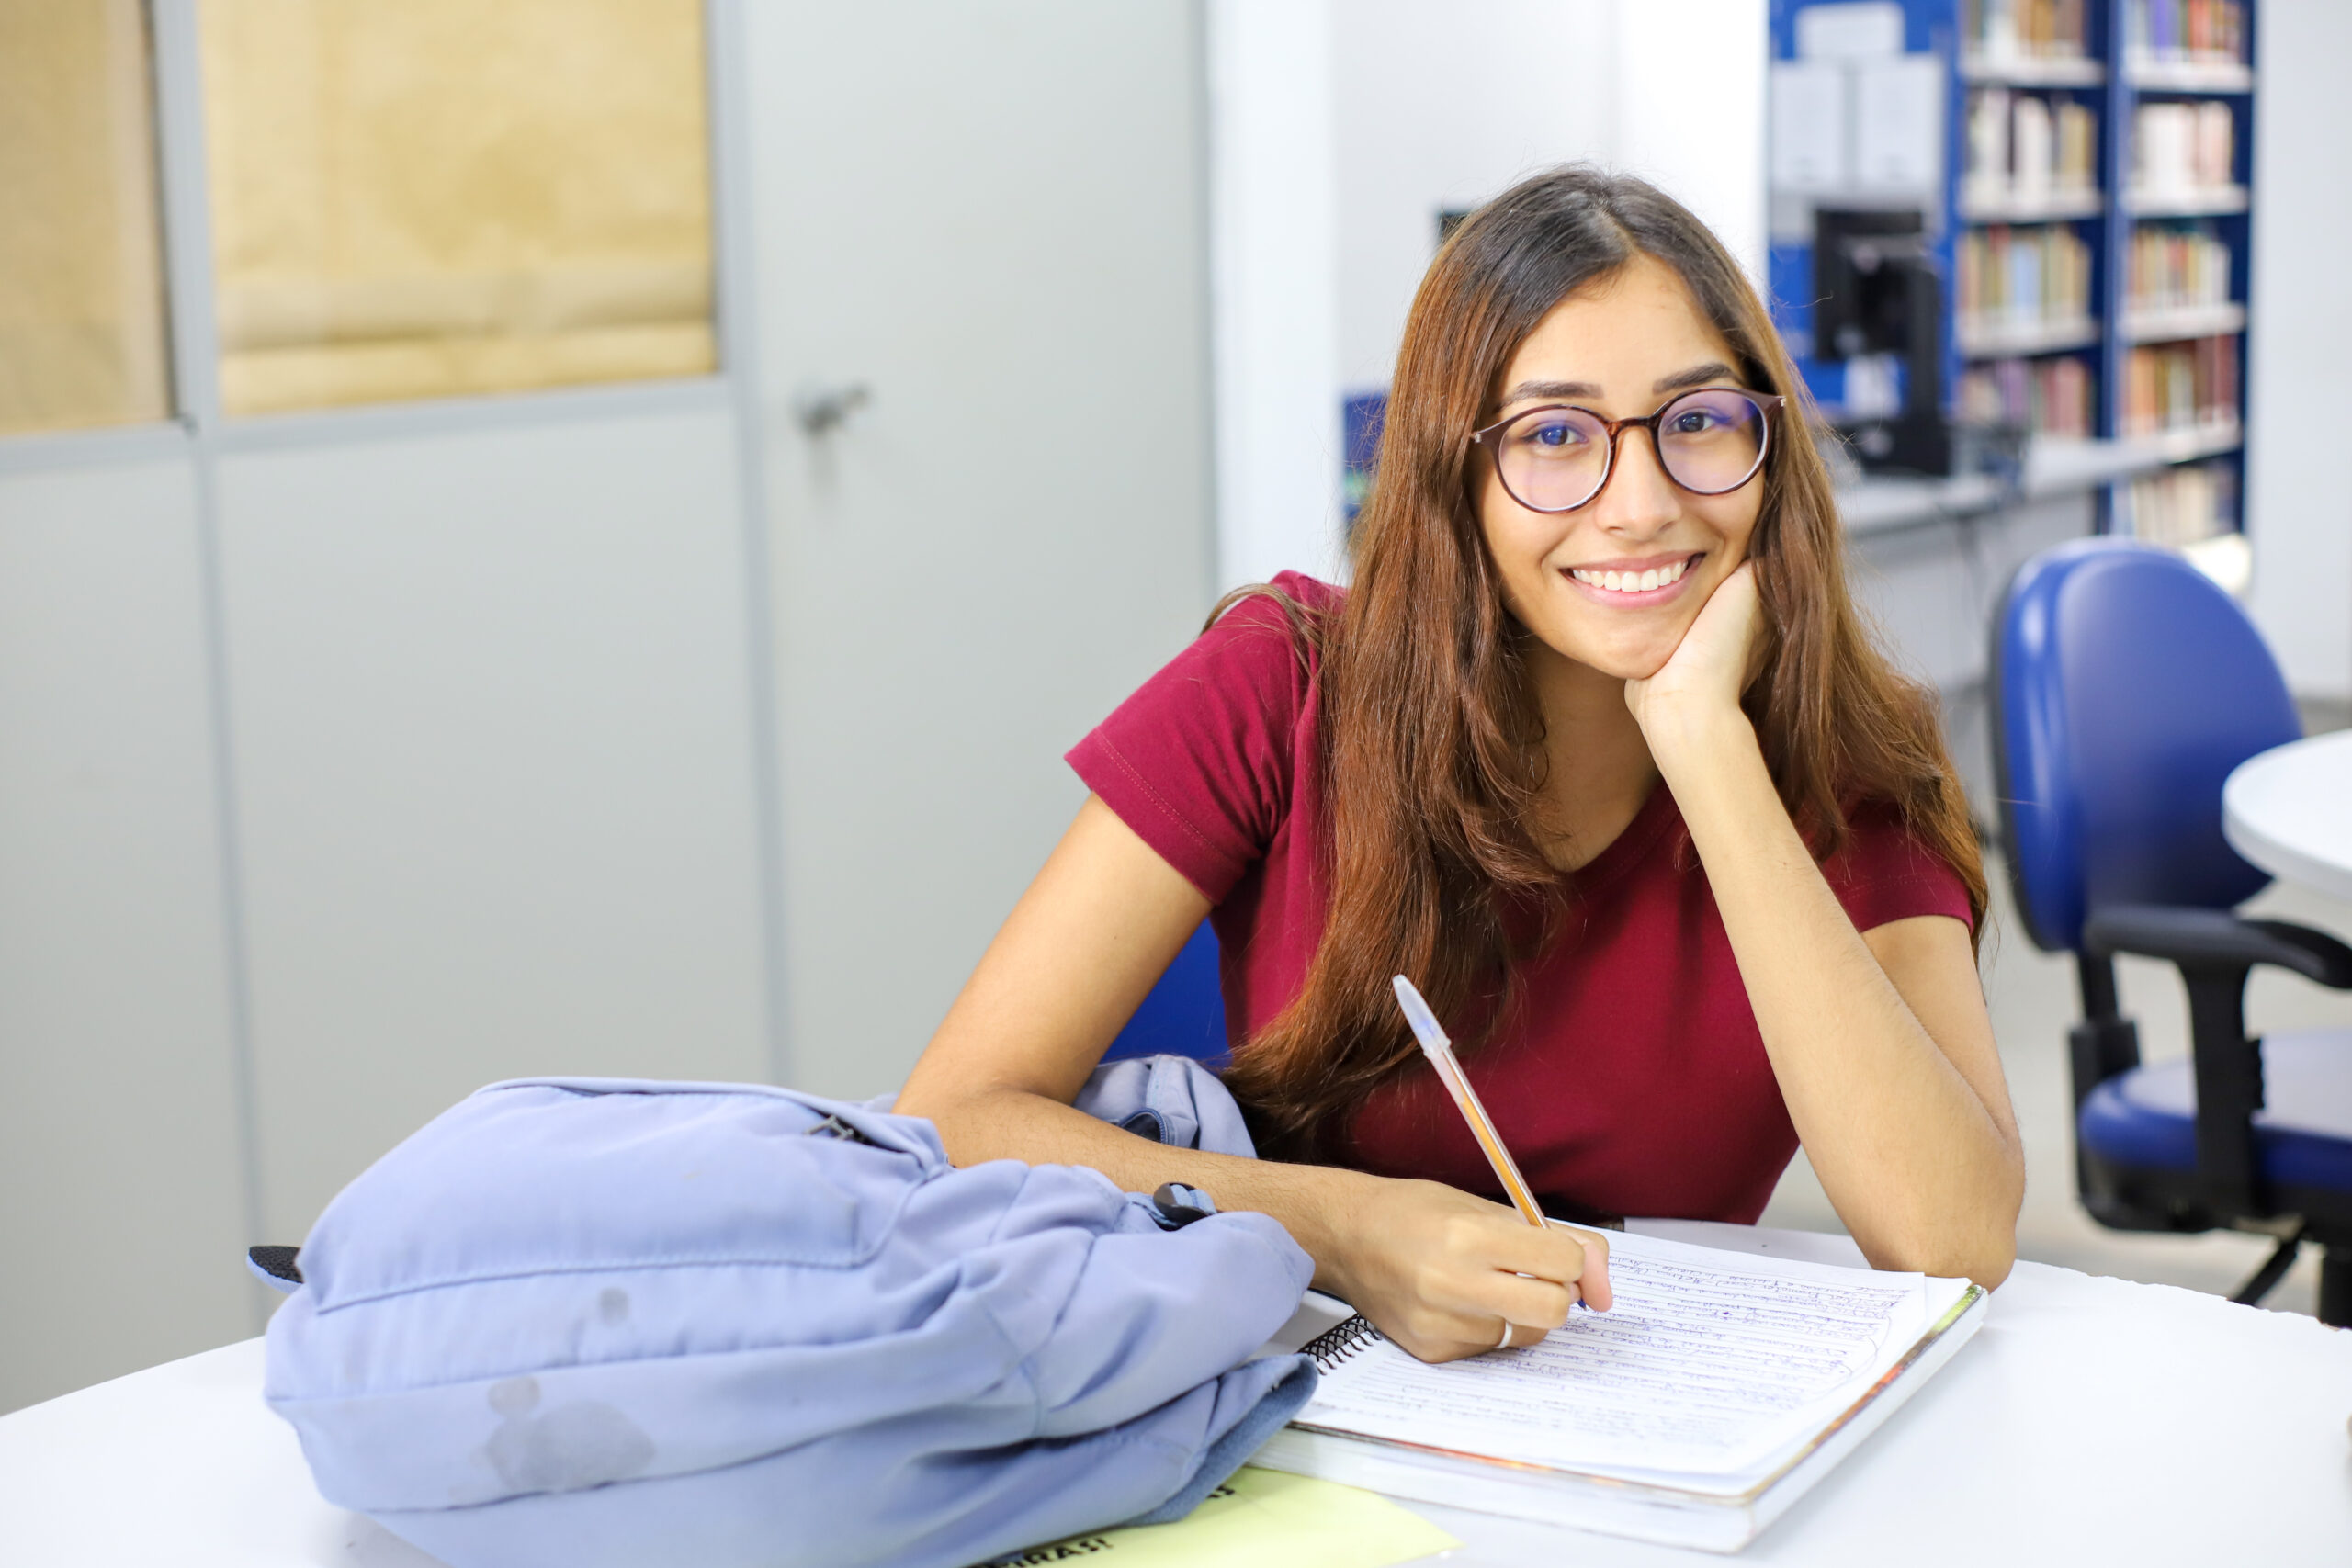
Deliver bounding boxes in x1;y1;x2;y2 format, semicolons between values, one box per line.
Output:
1819;805;1977;935
1065;574;1332;904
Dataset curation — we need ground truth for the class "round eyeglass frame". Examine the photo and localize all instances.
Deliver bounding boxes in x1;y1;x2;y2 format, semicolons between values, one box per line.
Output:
1469;389;1786;514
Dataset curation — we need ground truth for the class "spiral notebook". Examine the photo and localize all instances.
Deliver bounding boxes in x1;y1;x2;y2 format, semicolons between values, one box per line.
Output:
1252;1226;1986;1553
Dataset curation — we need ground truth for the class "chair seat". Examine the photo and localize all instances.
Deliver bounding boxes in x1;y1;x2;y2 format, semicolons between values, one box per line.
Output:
2078;1030;2352;1192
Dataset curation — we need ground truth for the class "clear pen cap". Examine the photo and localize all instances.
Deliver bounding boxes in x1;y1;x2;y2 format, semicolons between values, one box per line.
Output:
1391;974;1450;1054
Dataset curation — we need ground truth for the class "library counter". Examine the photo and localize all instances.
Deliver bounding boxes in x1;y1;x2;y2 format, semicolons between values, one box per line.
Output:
1837;428;2241;536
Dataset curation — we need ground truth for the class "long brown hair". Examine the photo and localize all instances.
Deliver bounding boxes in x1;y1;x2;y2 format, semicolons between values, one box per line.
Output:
1220;164;1987;1160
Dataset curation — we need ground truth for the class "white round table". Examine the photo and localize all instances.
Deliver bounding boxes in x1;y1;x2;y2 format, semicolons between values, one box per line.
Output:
2222;729;2352;902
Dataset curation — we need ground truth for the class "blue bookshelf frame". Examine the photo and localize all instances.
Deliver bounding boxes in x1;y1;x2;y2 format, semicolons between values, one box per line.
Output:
1767;1;1964;428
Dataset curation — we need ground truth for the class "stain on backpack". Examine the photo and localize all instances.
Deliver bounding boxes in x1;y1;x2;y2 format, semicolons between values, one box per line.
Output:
481;1375;654;1494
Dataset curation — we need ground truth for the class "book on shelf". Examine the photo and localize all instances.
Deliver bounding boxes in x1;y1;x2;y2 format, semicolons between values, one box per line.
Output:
2122;333;2239;437
1961;355;2095;438
1252;1226;1988;1554
2126;220;2232;314
1962;0;2089;61
1956;224;2092;336
1964;89;2098;209
2125;457;2237;549
2124;0;2249;65
2132;101;2236;200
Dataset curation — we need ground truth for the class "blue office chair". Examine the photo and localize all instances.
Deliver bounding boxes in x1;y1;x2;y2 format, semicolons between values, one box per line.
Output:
1991;537;2352;1325
1102;919;1230;1064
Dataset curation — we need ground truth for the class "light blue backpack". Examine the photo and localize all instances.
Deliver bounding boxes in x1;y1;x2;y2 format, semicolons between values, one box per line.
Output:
258;1064;1314;1568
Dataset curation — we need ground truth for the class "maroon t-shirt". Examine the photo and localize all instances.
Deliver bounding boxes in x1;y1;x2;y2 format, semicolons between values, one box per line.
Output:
1066;572;1974;1224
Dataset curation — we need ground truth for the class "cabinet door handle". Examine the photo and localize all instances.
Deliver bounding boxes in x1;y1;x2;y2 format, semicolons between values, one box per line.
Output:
793;382;871;436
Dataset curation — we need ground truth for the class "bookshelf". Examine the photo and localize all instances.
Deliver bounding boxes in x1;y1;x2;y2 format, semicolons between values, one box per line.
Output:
2106;0;2254;557
1768;0;2256;570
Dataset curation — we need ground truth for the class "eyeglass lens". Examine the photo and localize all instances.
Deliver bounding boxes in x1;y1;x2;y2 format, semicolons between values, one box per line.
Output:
1495;389;1769;512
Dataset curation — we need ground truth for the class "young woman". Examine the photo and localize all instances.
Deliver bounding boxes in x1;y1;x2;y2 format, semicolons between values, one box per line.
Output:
898;166;2023;1364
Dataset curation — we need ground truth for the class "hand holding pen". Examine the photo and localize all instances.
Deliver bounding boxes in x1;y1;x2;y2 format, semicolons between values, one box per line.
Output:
1392;975;1613;1347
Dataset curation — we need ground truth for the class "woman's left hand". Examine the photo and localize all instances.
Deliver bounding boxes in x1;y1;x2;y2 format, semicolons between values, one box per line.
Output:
1623;560;1762;763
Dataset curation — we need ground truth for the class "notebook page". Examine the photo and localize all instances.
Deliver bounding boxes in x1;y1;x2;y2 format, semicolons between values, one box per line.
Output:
1295;1228;1956;1482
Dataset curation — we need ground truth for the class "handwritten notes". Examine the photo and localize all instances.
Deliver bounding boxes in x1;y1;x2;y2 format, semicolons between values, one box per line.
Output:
1295;1228;1959;1481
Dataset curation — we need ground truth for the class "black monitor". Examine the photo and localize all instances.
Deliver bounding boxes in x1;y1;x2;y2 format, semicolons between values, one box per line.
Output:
1812;207;1951;476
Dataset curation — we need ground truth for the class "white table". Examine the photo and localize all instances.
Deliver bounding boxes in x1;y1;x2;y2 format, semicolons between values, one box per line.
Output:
5;1222;2348;1567
2225;729;2352;903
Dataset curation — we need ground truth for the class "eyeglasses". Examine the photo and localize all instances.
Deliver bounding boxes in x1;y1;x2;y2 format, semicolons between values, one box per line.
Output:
1470;389;1784;513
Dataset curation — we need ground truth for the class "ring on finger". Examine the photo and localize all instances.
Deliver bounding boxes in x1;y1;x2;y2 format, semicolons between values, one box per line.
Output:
1495;1318;1515;1350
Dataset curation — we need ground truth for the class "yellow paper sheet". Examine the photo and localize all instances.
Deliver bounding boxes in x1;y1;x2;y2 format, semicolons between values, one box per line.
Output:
978;1466;1459;1568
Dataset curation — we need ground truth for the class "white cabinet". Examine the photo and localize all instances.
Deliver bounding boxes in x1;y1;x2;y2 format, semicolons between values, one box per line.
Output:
0;456;250;1411
0;0;1215;1411
746;1;1215;1099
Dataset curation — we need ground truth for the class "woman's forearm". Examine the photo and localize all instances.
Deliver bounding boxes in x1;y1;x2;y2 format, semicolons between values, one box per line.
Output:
911;1078;1612;1352
1653;709;2022;1282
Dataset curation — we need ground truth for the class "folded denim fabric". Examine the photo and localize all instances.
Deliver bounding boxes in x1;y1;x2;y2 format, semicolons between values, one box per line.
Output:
263;1075;1315;1568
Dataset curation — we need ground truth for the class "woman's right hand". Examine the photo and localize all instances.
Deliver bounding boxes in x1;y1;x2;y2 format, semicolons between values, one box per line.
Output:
1312;1169;1613;1363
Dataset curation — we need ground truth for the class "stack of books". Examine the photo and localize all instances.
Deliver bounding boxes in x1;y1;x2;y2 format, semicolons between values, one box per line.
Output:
2132;101;2237;201
2124;458;2237;548
2121;335;2239;436
1959;355;2095;438
2126;221;2232;313
1964;90;2098;210
2124;0;2249;65
1964;0;2090;60
1957;225;2095;349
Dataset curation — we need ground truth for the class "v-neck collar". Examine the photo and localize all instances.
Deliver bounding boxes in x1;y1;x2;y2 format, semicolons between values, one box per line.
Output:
1560;777;1679;897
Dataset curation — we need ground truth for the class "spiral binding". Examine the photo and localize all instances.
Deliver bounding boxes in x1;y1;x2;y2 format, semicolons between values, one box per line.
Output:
1301;1314;1385;1371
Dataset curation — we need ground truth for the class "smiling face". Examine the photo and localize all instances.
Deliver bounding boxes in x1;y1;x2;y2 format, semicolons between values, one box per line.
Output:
1475;254;1768;683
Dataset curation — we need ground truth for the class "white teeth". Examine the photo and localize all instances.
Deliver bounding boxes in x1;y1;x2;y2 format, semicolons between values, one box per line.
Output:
1571;558;1691;592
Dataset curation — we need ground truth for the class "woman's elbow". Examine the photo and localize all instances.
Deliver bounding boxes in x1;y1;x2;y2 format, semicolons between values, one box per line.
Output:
1947;1168;2024;1287
1928;1140;2026;1287
1868;1224;2016;1289
1959;1231;2017;1290
1867;1179;2021;1288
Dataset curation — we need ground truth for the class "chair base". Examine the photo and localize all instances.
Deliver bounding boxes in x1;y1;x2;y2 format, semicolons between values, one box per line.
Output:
2228;1231;2304;1307
2078;1151;2352;1327
2323;1249;2352;1329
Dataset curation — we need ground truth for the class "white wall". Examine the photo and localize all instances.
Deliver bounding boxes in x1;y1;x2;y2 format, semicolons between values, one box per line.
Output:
1610;0;1770;288
1216;0;1770;588
1207;0;1342;591
1335;0;1768;395
2248;0;2352;702
1331;0;1619;392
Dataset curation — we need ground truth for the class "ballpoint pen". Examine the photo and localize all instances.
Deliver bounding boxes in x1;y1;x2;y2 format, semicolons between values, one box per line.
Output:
1390;974;1546;1228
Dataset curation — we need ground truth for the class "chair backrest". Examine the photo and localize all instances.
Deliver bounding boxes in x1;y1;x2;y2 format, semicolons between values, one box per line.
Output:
1101;919;1229;1063
1991;537;2300;953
